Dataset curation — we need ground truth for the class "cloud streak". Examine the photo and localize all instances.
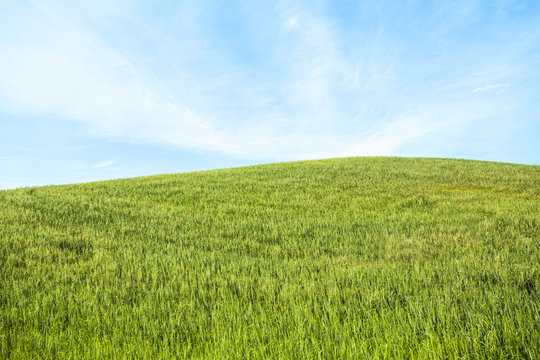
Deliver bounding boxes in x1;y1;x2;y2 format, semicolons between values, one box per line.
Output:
473;84;508;93
93;160;116;168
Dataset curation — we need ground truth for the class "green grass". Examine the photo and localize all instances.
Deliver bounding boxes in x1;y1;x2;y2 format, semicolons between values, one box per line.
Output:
1;157;539;359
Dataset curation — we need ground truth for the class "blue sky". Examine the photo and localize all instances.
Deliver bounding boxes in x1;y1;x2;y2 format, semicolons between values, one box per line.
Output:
1;0;539;189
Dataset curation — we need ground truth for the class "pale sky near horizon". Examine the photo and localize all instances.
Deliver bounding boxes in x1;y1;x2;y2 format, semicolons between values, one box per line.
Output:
1;0;539;189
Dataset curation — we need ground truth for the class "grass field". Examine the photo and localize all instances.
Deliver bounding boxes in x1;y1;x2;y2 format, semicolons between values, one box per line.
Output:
1;157;539;359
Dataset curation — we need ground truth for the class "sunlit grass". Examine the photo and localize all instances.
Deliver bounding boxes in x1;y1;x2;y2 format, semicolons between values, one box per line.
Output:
1;157;538;359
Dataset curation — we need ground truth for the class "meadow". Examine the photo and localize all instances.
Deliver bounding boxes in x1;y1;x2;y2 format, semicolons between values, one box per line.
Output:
0;157;538;359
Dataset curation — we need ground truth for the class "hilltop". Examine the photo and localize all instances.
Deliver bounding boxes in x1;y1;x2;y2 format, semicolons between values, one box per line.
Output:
1;157;539;359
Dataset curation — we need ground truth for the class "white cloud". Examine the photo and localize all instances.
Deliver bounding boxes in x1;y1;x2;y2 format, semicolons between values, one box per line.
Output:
0;8;226;152
93;160;116;168
336;113;444;157
0;155;21;161
285;16;299;30
472;83;508;93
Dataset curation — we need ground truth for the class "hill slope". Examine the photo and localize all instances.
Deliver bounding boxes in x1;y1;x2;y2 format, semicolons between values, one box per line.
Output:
1;157;539;359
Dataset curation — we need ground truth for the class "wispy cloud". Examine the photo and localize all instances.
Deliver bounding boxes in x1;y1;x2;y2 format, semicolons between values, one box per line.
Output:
93;160;116;168
0;1;399;160
0;155;22;161
336;112;448;157
473;83;508;93
285;16;299;30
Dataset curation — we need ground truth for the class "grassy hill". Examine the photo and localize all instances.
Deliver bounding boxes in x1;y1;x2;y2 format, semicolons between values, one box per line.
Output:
1;157;539;359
